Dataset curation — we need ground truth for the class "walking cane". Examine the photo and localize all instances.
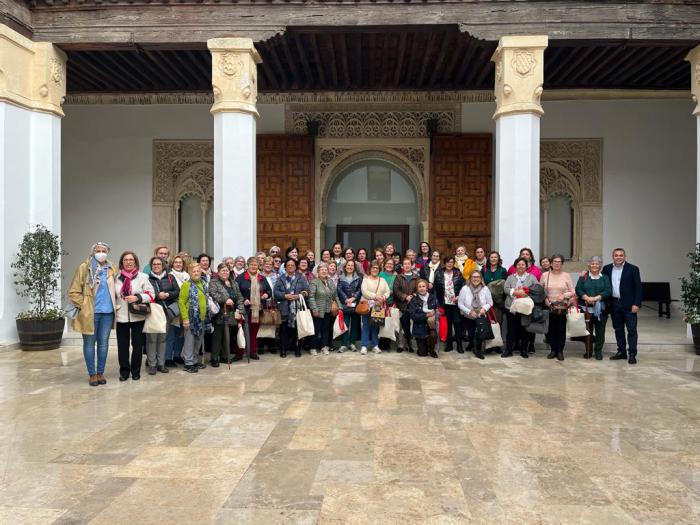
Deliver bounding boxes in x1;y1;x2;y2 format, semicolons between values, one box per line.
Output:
244;310;251;363
223;304;232;370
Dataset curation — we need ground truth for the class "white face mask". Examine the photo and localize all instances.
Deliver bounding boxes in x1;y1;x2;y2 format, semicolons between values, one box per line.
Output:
94;252;108;263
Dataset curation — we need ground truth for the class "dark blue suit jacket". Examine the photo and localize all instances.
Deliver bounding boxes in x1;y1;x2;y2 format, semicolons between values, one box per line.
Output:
602;262;642;312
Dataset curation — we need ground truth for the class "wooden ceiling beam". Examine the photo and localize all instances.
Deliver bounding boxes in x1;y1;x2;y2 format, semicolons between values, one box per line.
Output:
185;50;211;84
461;46;485;86
294;34;313;90
169;50;206;89
96;51;151;90
310;33;327;89
326;33;339;88
256;46;280;90
443;36;467;85
453;42;477;87
265;39;289;90
571;45;627;85
393;31;407;87
66;63;106;90
338;32;351;89
429;31;453;87
554;46;599;85
355;33;363;89
130;47;179;88
404;32;422;87
605;46;668;86
368;32;376;88
417;32;436;87
380;33;392;88
474;55;494;88
145;50;191;86
70;53;123;90
631;47;688;85
280;36;302;89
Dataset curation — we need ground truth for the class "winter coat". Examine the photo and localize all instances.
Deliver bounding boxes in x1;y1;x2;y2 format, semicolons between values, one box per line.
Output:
393;271;420;311
68;258;119;334
336;274;363;313
236;271;273;315
503;273;539;310
273;272;310;319
148;272;180;308
209;276;245;325
419;262;442;286
433;268;465;307
482;265;508;285
408;293;439;338
178;279;207;323
308;278;339;316
114;271;154;324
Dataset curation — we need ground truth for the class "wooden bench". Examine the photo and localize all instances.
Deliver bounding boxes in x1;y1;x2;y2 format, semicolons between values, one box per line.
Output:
641;282;677;318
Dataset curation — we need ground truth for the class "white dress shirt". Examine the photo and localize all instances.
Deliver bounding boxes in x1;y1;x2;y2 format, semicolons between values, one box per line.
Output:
611;263;624;299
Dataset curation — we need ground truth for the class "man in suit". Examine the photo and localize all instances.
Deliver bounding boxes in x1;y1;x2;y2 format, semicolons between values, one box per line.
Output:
602;248;642;364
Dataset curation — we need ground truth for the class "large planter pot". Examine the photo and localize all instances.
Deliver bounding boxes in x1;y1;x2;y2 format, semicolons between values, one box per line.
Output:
692;324;700;355
16;318;65;351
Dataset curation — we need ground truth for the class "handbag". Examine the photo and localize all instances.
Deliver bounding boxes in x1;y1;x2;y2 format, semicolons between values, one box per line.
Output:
566;302;589;338
355;299;370;316
165;302;180;322
509;296;534;315
237;324;246;348
257;324;276;339
260;307;282;326
474;315;494;341
129;302;151;315
296;295;315;339
370;305;386;327
207;295;220;315
484;310;503;349
331;301;339;317
143;303;167;334
333;310;348;339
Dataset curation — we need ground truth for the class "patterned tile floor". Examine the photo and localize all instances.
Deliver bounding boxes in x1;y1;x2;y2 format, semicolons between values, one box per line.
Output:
0;310;698;524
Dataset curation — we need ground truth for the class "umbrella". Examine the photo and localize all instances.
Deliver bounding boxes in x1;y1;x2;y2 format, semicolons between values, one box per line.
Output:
222;304;232;370
244;310;251;363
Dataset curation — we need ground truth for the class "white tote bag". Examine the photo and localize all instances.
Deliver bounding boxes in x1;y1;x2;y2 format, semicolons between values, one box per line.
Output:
509;296;535;316
378;309;397;341
143;303;167;334
257;324;277;339
237;324;246;348
333;310;348;339
484;313;503;350
296;296;315;339
566;305;589;338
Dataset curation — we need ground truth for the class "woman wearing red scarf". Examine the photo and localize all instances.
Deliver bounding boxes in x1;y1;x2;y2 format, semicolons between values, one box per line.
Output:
114;251;154;381
236;257;272;361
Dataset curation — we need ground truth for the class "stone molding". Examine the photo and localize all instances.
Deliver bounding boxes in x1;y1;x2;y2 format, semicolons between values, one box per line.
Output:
540;138;603;269
0;25;66;117
207;38;262;116
686;45;700;116
491;35;548;119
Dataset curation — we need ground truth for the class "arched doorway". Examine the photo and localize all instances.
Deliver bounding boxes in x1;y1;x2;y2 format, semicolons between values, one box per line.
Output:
324;157;419;253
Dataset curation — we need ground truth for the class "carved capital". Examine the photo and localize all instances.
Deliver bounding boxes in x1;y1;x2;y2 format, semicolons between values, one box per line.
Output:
207;38;262;117
685;45;700;116
491;35;548;119
0;25;66;117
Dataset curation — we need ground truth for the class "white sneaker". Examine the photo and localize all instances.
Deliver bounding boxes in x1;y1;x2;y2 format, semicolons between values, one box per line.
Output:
372;346;382;354
337;346;347;353
350;344;357;352
322;347;330;356
310;349;318;356
360;347;368;355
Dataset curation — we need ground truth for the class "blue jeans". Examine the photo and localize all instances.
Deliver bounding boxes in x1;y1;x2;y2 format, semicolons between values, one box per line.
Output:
165;324;181;360
82;312;113;376
361;315;379;348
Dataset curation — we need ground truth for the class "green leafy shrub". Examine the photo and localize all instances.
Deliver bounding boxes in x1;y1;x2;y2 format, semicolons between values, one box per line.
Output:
680;242;700;325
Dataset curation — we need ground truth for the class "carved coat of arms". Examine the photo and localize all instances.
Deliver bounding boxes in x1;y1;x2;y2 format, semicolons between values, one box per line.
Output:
512;50;536;77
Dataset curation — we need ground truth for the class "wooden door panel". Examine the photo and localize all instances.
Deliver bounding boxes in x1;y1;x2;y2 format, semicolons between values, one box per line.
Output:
256;135;315;252
430;134;492;256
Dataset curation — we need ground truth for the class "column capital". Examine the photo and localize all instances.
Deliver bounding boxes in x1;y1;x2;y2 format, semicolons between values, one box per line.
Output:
686;45;700;116
207;38;262;117
0;25;67;117
491;35;548;119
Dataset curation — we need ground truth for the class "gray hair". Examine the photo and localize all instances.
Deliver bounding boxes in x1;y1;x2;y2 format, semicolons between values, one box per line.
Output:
91;242;111;253
588;255;603;264
316;262;329;272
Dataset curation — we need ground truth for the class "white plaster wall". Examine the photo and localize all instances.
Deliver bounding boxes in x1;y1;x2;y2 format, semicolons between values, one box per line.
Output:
462;99;697;299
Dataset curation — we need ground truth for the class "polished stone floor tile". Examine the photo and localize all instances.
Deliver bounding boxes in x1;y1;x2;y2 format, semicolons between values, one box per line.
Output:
0;310;698;524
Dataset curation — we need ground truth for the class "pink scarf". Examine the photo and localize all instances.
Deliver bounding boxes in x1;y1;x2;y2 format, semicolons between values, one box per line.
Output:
120;268;138;297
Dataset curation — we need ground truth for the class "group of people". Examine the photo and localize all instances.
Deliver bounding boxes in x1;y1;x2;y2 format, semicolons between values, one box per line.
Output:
68;240;642;386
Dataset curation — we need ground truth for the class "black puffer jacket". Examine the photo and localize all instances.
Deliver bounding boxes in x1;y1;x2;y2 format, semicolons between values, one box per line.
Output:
433;268;465;307
148;272;180;307
408;293;439;338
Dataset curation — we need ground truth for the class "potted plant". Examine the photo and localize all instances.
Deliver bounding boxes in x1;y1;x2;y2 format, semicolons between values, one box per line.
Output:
11;224;67;350
680;242;700;355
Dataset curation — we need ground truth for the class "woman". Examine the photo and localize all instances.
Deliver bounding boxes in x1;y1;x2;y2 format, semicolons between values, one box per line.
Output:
482;251;507;285
374;249;386;269
454;246;477;281
434;255;465;353
419;249;441;290
146;256;179;375
337;259;363;352
344;248;357;273
256;251;266;268
458;271;493;359
197;253;213;283
541;254;574;361
209;263;245;366
68;242;118;386
357;248;370;274
576;256;611;360
473;247;488;272
417;242;431;269
408;279;439;358
359;261;390;355
177;263;210;372
166;254;189;366
260;256;280;355
384;243;395;260
273;258;310;358
378;258;397;351
331;242;345;269
285;246;299;262
306;251;316;273
540;256;552;274
114;251;154;381
298;257;315;283
236;257;273;361
507;247;543;280
327;261;339;287
232;256;246;280
308;263;339;356
262;256;279;289
503;257;539;359
313;249;332;275
392;252;401;267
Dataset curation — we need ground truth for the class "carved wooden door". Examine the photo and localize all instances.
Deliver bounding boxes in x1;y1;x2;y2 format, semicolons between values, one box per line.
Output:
257;135;315;252
430;134;492;255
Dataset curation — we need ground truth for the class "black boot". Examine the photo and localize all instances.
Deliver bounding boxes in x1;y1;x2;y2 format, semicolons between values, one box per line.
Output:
501;348;513;358
594;350;603;360
456;341;464;354
547;350;557;359
528;342;535;354
557;351;565;361
610;352;627;360
474;343;485;360
280;350;287;358
444;340;453;353
520;348;529;359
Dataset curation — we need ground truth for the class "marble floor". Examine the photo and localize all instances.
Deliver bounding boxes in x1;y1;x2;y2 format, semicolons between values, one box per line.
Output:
0;311;699;524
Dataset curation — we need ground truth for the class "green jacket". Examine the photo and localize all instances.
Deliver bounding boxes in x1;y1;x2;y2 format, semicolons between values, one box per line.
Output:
308;278;338;315
482;266;508;285
380;271;397;304
179;279;207;322
575;273;611;302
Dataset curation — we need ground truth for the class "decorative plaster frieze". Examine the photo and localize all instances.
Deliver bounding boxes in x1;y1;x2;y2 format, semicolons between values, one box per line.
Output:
207;38;262;116
491;35;548;118
0;25;66;117
686;45;700;116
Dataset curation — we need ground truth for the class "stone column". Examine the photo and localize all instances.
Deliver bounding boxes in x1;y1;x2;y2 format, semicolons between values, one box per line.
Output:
0;25;66;343
207;38;261;263
686;46;700;243
491;35;548;265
